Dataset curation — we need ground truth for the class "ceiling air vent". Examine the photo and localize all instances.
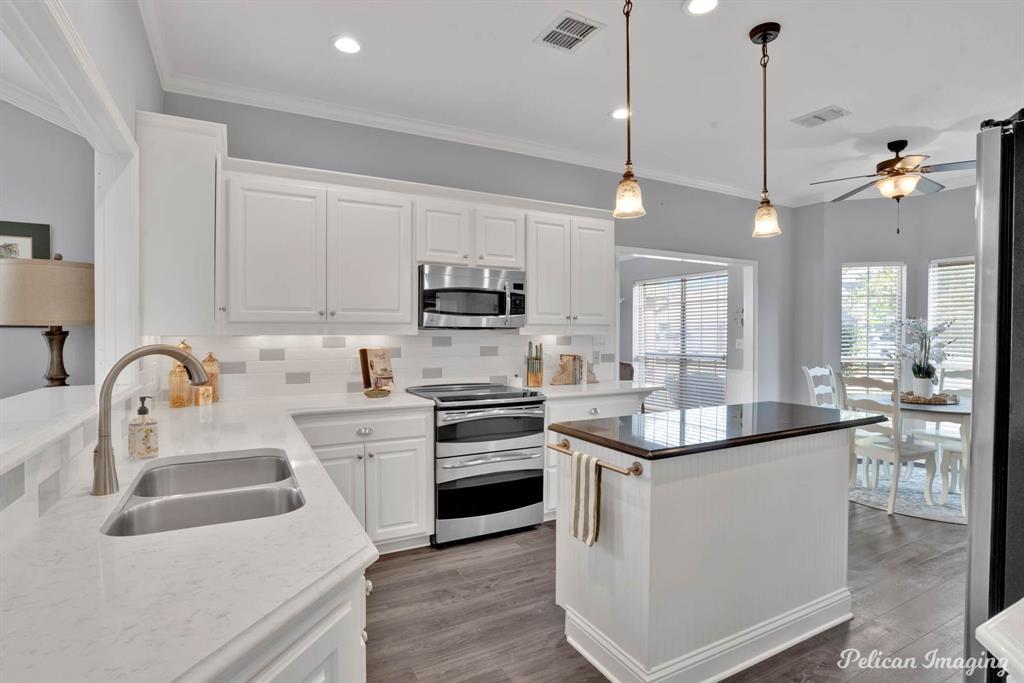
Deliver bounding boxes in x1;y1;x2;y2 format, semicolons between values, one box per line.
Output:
791;105;852;128
536;12;604;52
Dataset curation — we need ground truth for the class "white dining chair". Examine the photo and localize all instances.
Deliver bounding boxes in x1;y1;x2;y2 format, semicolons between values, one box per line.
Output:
914;367;972;506
802;365;841;408
842;376;939;514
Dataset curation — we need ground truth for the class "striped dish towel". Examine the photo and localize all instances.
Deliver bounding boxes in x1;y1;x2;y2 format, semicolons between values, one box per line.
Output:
570;450;602;546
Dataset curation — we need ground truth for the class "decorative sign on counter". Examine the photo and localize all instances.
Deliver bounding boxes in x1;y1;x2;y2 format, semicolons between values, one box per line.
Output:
550;354;599;385
359;348;395;398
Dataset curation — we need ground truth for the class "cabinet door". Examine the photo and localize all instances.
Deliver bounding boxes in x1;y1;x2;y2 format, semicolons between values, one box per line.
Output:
326;188;413;324
415;200;472;265
570;217;615;326
526;213;572;326
475;207;525;269
227;177;326;323
316;444;366;528
364;438;430;543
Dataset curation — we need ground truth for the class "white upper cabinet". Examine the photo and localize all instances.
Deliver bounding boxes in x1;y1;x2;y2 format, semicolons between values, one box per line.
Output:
326;188;413;325
475;207;525;270
415;200;473;265
569;217;615;326
227;177;326;323
526;213;572;326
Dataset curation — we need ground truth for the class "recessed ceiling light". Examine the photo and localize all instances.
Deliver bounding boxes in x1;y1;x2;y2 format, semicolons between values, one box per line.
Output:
685;0;718;15
333;36;361;54
611;108;630;120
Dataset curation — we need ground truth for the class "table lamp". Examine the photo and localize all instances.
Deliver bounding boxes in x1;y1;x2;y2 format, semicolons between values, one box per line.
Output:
0;255;95;387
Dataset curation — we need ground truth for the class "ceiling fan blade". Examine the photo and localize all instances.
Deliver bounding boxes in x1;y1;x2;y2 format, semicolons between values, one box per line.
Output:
894;154;930;171
916;176;945;194
809;174;878;186
831;181;877;202
919;160;976;173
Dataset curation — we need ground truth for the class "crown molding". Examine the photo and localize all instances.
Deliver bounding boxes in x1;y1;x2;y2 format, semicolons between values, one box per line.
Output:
0;75;79;135
136;0;172;87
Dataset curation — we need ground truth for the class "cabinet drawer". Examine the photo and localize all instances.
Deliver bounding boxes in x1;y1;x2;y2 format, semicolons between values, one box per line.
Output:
547;395;643;424
297;411;430;447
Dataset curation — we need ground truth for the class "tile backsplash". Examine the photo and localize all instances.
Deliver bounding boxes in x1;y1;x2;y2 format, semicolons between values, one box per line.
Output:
156;332;615;400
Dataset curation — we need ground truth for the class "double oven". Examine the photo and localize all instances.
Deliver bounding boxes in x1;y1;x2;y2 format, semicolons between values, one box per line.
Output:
407;384;545;545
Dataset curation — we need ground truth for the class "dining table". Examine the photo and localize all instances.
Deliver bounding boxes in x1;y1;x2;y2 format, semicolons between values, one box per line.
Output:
855;394;972;515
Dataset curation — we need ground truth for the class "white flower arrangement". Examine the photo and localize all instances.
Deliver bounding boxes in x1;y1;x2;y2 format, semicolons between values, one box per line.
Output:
889;318;957;383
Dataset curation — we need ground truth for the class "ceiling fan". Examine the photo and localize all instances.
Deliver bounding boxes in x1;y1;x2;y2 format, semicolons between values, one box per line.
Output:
810;140;976;203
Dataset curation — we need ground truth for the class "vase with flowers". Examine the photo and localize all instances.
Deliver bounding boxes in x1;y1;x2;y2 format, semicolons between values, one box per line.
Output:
890;318;956;398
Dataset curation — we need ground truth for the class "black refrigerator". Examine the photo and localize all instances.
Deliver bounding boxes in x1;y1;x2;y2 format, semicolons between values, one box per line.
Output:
966;108;1024;682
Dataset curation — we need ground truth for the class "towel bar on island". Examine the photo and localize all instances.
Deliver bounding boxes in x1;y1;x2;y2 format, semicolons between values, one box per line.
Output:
546;439;644;477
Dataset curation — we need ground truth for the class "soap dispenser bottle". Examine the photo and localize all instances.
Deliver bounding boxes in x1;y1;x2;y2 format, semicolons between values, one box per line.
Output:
128;396;159;460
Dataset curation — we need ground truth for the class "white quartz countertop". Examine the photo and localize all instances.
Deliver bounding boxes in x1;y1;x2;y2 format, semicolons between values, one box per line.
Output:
977;597;1024;680
539;381;661;399
0;391;433;683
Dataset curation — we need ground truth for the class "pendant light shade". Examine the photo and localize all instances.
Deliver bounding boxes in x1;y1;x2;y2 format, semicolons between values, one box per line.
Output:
875;174;921;200
749;22;781;238
614;164;645;219
613;0;645;219
752;195;782;238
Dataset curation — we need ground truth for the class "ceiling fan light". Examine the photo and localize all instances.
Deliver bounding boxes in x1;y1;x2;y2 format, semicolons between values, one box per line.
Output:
752;197;781;238
613;165;646;219
876;174;921;200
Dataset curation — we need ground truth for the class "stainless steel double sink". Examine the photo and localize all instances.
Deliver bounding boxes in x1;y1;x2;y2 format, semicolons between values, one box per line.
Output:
101;449;305;536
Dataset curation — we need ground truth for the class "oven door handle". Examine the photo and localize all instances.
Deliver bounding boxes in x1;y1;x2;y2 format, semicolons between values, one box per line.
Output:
439;407;546;423
441;451;543;469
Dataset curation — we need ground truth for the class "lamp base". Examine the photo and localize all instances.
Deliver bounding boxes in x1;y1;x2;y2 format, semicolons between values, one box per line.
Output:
42;325;69;387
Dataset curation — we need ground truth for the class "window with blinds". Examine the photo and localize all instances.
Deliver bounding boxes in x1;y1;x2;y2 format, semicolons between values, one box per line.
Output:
928;257;975;386
632;271;728;411
840;263;905;384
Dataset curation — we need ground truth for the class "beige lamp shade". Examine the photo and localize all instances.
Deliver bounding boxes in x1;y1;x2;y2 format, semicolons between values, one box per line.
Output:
0;258;94;326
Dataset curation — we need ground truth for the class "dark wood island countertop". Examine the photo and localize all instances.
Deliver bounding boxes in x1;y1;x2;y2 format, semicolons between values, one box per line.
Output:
548;400;885;460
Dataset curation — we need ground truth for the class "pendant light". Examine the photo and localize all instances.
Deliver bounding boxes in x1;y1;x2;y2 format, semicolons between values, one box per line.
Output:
613;0;645;219
750;22;781;238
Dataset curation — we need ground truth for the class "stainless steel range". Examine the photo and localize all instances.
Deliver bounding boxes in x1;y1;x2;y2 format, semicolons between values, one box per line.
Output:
406;383;546;545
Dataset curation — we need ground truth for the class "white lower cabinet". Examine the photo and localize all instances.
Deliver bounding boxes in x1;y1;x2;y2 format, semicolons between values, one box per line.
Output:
297;410;433;553
543;393;648;516
248;574;367;683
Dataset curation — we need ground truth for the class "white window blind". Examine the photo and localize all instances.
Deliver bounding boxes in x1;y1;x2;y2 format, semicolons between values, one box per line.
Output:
928;257;975;385
632;271;728;411
840;263;905;383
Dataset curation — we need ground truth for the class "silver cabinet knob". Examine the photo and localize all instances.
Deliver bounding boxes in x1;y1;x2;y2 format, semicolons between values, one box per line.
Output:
478;255;484;259
317;310;325;316
463;254;470;259
361;629;368;644
356;426;373;436
365;579;374;596
573;314;579;320
218;306;226;312
367;452;375;458
329;311;336;317
589;407;600;415
356;453;363;460
565;314;571;320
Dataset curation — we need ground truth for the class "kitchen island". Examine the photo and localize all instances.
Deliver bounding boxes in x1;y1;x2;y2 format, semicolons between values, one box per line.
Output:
548;401;885;683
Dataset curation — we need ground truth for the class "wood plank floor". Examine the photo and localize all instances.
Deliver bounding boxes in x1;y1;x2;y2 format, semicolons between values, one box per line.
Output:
365;504;967;682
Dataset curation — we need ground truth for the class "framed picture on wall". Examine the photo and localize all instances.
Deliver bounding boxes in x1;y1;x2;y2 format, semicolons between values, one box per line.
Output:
0;221;51;259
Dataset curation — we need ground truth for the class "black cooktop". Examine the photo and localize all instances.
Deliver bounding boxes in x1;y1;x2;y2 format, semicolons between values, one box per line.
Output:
406;383;544;407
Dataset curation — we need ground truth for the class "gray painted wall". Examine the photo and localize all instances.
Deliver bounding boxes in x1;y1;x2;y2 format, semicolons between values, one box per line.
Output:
791;186;976;395
0;100;95;398
62;0;163;133
164;92;798;402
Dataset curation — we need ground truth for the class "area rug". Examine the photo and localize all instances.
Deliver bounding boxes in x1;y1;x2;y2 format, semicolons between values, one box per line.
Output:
848;463;966;525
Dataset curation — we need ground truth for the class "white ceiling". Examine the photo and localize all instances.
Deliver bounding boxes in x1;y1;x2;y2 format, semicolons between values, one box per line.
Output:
140;0;1023;206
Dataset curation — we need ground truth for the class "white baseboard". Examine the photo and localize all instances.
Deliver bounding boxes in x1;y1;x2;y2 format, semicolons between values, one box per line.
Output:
374;534;430;555
565;588;853;683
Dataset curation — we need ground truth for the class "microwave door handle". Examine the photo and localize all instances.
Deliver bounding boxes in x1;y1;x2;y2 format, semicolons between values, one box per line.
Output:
504;281;511;326
441;451;543;469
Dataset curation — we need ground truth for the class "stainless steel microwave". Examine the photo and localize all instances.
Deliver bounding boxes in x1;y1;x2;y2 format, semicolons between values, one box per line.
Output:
418;264;526;329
